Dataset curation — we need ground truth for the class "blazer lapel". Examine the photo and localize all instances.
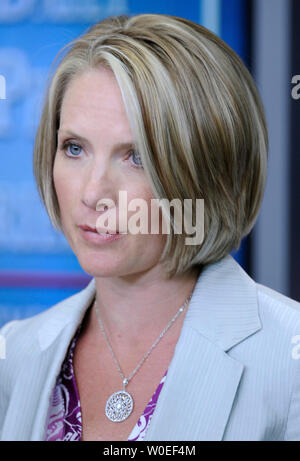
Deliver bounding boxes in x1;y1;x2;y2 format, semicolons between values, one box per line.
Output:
1;323;78;440
1;278;96;441
144;255;262;441
144;327;244;441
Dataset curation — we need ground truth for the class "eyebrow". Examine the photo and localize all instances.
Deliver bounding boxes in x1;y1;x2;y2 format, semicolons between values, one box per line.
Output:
57;129;136;151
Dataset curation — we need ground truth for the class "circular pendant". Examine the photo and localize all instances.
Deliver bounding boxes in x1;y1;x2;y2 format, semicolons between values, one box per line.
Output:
105;390;134;422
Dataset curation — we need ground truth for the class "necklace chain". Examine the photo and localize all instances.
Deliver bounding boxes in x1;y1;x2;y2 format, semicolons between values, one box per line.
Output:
94;292;193;388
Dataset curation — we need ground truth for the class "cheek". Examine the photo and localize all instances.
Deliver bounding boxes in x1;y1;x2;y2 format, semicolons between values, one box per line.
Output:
53;156;63;198
53;156;75;215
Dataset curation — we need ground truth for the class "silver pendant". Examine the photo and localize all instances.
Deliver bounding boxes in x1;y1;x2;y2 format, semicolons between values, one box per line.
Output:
105;390;134;422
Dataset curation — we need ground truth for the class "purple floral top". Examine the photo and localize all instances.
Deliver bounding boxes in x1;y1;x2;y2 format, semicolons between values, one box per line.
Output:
45;315;168;441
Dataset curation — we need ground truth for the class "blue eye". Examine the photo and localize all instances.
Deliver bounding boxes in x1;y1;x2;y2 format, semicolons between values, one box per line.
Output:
62;142;82;157
129;150;143;169
59;141;82;157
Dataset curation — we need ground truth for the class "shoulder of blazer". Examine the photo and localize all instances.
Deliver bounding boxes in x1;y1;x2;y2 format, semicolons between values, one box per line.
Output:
254;282;300;347
176;255;300;353
254;282;300;358
0;277;96;387
257;282;300;313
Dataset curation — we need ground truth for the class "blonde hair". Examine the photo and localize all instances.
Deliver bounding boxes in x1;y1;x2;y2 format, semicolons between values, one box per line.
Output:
33;13;268;279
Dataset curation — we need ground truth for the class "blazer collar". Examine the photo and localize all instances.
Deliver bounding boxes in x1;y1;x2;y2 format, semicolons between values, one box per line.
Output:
184;254;261;351
38;277;96;351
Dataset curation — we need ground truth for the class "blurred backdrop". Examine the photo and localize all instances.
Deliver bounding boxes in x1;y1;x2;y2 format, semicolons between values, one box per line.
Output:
0;0;299;327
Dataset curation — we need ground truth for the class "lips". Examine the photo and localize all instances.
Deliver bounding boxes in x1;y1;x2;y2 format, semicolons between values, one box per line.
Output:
79;225;120;234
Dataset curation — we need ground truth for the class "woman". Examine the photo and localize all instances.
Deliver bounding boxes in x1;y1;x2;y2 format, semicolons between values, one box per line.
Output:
1;14;300;442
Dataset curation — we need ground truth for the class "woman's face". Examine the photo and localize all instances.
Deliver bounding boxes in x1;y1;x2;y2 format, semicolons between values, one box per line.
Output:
53;66;167;279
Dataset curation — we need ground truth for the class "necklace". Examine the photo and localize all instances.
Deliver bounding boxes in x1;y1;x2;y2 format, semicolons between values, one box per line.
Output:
94;292;193;423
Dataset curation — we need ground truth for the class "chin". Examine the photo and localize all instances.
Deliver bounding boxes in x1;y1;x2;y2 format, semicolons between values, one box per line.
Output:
77;252;158;280
76;256;121;278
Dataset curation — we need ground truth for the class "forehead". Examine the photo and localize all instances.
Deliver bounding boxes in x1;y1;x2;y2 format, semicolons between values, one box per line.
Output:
59;67;132;134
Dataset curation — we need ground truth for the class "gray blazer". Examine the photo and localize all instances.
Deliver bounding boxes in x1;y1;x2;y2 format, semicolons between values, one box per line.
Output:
1;255;300;441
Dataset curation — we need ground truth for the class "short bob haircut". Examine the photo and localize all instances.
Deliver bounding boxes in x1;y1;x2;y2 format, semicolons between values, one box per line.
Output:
33;13;268;279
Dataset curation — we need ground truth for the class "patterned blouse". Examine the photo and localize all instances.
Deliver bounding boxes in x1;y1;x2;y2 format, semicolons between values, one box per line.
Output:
45;311;168;441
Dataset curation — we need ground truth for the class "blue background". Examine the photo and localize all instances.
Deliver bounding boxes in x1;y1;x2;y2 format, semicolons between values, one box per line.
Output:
0;0;249;326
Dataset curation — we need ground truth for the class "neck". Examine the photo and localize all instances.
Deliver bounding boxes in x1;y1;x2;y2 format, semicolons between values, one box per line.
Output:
91;265;200;342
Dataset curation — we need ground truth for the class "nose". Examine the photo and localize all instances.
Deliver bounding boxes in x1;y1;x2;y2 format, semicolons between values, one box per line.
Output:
80;158;117;211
